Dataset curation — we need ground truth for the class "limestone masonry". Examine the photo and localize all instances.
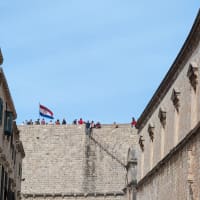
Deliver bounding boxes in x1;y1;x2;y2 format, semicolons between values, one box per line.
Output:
135;10;200;200
0;52;25;200
19;124;137;200
2;9;200;200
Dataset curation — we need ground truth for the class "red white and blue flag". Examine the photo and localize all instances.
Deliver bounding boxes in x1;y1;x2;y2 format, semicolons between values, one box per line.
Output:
39;104;54;119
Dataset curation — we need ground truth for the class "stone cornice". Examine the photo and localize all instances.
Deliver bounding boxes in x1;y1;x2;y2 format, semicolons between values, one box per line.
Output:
136;9;200;132
22;192;125;198
0;67;17;119
137;121;200;188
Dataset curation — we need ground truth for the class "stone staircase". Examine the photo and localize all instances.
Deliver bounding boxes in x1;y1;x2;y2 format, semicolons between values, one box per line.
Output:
89;135;126;168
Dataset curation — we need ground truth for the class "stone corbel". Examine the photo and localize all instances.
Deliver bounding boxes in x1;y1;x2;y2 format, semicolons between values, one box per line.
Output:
139;136;144;151
8;166;13;174
0;146;3;153
187;63;198;91
9;179;16;192
171;89;181;112
16;140;20;151
12;180;16;189
148;123;155;142
16;140;25;158
0;153;6;162
5;160;10;169
17;191;21;198
158;108;166;128
2;160;12;175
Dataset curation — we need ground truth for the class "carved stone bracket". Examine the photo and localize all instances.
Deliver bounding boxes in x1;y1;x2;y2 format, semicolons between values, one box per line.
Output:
158;108;166;128
0;153;6;162
5;161;10;168
139;136;144;151
148;123;155;142
187;64;198;91
17;191;21;198
12;180;16;189
8;167;13;174
16;140;25;158
171;89;181;112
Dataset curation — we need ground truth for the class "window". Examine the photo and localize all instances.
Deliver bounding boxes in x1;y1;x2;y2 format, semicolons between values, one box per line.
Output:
0;98;3;125
4;111;13;136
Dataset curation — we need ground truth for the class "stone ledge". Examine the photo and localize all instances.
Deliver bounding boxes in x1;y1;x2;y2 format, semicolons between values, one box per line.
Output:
22;191;125;198
18;123;132;129
137;121;200;188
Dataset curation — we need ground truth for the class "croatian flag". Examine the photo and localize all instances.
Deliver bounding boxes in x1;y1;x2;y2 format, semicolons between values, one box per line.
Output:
39;104;54;119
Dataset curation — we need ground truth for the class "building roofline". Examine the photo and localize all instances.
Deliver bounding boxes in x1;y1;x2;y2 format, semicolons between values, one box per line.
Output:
0;67;17;119
0;49;3;65
136;9;200;131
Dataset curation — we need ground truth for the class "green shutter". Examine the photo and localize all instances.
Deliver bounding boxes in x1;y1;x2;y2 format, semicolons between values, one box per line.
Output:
0;98;3;125
4;111;13;136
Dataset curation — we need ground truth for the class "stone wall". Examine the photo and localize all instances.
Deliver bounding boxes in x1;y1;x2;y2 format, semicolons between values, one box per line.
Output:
18;124;137;200
137;18;200;181
137;126;200;200
135;11;200;200
0;67;24;200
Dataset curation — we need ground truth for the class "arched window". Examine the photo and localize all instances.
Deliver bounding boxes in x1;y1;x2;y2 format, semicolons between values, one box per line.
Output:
0;98;3;125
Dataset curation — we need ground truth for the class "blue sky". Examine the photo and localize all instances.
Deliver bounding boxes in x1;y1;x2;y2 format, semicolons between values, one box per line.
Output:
0;1;199;124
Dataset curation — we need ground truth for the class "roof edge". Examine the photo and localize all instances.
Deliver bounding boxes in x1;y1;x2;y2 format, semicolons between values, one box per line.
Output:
0;67;17;119
136;9;200;131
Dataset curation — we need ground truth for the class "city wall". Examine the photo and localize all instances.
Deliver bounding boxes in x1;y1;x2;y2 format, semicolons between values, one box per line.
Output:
18;124;137;200
137;125;200;200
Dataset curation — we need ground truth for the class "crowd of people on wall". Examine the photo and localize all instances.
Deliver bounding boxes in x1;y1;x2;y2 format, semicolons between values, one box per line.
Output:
22;117;137;128
21;118;102;127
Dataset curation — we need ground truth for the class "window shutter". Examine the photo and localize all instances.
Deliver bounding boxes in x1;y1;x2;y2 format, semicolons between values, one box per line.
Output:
4;111;13;136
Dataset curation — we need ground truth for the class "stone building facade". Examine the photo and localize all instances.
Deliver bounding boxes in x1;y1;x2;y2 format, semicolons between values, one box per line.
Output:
135;10;200;200
19;124;137;200
0;49;25;200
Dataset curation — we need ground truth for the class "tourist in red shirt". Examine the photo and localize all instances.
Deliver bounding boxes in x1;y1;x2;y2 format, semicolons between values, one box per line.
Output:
78;118;84;125
131;117;137;127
